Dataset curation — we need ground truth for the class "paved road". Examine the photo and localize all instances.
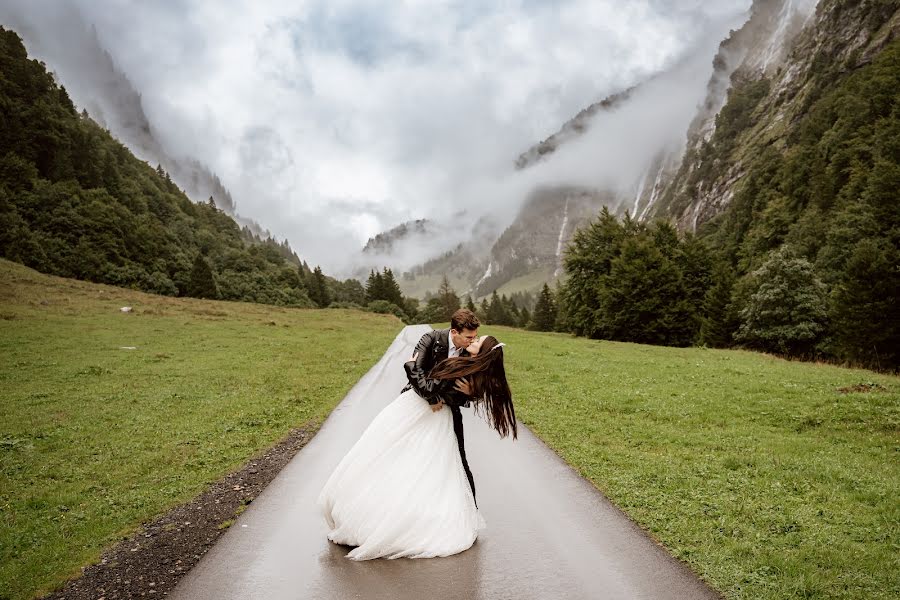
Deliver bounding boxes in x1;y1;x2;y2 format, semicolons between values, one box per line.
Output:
170;325;720;600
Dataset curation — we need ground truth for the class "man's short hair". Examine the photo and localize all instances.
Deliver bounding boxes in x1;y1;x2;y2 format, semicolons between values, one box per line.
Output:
451;308;480;332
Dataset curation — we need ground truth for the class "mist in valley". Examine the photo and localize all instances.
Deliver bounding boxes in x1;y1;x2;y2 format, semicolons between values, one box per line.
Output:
0;0;776;280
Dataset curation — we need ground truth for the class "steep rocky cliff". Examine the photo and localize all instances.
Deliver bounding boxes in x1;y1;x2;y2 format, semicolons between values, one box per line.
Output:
368;0;897;302
650;0;897;232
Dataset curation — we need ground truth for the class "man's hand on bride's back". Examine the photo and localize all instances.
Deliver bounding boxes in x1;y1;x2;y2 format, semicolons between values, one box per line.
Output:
431;399;444;412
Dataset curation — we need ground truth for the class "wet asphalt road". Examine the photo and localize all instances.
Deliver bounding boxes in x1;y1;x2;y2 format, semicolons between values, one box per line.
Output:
169;325;720;600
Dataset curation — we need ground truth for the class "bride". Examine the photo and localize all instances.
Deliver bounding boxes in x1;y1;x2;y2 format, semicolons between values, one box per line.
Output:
317;334;517;560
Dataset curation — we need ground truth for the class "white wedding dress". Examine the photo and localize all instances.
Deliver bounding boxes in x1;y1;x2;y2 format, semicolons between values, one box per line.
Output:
317;388;486;560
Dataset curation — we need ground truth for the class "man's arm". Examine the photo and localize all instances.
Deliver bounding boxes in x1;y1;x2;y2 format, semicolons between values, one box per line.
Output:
403;331;443;405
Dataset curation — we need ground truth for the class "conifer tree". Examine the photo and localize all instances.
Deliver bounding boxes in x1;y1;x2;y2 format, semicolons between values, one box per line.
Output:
187;254;218;299
381;267;404;306
487;290;512;326
531;283;557;331
519;306;531;329
437;275;460;321
699;261;738;348
479;298;490;321
308;266;331;307
365;270;384;303
829;237;900;368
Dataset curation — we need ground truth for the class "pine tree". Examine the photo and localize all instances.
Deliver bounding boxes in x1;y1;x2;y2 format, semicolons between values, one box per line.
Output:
465;295;476;313
562;207;625;337
308;266;331;308
487;290;512;326
829;237;900;368
365;270;384;303
437;275;460;321
597;235;694;346
699;261;738;348
531;283;557;331
381;267;404;306
186;254;218;299
519;306;531;329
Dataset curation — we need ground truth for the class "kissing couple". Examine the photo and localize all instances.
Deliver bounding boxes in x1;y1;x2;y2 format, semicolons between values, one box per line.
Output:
317;308;517;559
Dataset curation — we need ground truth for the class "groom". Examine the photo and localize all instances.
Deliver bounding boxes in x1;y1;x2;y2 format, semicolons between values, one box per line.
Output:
402;308;480;506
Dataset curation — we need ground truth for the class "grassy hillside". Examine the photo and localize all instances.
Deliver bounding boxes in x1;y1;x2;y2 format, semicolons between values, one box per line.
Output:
0;258;400;599
488;325;899;599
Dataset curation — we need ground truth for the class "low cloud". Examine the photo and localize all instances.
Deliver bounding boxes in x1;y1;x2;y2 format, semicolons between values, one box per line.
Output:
1;0;751;274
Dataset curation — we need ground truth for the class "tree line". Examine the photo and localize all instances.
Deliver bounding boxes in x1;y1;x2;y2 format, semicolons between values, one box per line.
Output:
511;28;899;371
0;27;342;308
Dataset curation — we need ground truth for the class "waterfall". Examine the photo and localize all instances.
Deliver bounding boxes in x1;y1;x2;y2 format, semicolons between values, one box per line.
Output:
553;197;570;278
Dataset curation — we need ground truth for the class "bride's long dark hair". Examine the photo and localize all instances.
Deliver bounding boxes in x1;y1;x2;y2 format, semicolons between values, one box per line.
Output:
428;335;517;439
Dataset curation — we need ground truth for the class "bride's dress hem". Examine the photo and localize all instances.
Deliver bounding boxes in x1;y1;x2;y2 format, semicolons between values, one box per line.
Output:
317;389;487;561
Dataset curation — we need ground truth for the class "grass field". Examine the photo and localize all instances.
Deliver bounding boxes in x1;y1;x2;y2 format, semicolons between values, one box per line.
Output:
3;259;897;600
486;326;899;599
0;259;401;600
488;266;557;299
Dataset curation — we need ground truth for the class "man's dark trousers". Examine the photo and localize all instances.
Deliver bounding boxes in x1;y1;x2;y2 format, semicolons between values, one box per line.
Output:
450;403;476;507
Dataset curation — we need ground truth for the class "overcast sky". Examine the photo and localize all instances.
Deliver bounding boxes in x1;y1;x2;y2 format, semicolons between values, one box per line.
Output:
3;0;752;272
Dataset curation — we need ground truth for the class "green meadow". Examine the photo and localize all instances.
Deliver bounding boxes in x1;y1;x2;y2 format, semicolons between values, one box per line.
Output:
0;259;400;599
490;326;899;599
2;259;897;600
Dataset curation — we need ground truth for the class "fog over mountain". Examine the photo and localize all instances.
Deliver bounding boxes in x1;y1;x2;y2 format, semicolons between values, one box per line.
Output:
0;0;752;275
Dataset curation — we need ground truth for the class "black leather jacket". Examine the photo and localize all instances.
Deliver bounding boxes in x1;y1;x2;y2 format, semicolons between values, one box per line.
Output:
402;328;472;408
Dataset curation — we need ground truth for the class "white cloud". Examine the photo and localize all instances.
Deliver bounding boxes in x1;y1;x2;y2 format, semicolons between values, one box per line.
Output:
2;0;752;273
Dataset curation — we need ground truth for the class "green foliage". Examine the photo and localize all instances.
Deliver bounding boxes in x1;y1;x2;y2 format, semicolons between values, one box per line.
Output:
186;254;218;299
416;275;460;324
734;247;828;356
828;237;900;368
666;26;900;369
329;278;365;305
530;283;557;331
365;299;408;322
699;260;738;348
483;290;511;326
560;214;710;346
0;27;317;308
364;267;403;306
307;266;331;308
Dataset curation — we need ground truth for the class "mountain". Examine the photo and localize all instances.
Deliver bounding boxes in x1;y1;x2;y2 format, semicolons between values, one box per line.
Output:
467;187;614;297
649;0;898;236
0;26;318;306
513;88;634;170
385;0;861;301
0;0;287;244
554;0;900;368
362;219;434;256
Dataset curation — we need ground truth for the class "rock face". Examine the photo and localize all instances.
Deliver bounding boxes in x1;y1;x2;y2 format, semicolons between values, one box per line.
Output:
469;187;613;297
396;0;900;299
648;0;898;231
629;0;822;226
